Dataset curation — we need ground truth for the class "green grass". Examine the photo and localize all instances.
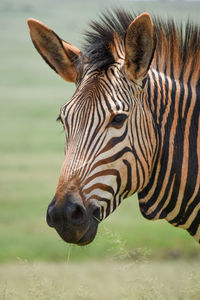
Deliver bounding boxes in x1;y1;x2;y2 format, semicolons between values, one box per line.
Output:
0;0;200;264
1;260;200;300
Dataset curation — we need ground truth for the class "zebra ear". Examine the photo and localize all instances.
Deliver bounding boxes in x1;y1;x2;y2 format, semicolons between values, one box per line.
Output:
27;18;83;83
124;13;155;85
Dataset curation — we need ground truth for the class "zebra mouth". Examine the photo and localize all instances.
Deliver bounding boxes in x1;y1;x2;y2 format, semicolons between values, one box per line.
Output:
46;190;101;245
47;200;101;245
53;215;99;246
75;206;101;245
76;217;99;245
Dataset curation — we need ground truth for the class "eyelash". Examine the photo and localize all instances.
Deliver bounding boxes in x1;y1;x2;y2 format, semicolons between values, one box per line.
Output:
56;115;62;122
109;113;128;128
56;115;65;133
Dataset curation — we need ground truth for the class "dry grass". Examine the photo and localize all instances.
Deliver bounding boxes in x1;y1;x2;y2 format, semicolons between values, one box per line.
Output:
0;259;200;300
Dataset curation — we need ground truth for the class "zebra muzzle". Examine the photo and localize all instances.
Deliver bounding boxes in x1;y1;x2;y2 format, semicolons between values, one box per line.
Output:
46;193;100;245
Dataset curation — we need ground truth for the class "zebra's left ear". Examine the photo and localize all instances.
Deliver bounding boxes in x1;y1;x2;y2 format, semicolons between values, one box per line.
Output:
27;18;83;83
123;13;156;85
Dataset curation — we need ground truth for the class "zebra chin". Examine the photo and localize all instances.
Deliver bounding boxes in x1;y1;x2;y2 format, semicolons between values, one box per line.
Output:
46;196;100;245
53;216;99;246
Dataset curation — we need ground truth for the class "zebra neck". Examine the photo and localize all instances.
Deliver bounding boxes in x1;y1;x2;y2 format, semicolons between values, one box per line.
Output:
138;68;200;242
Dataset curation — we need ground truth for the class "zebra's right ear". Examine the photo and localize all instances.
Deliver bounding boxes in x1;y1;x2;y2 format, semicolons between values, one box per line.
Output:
27;18;83;83
123;13;156;85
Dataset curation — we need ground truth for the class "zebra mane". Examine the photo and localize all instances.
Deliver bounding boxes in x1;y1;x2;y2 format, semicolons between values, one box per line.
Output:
83;9;200;78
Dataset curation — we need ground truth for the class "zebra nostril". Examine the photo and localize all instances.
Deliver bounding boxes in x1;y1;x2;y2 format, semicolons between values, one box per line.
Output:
67;203;86;225
47;195;87;228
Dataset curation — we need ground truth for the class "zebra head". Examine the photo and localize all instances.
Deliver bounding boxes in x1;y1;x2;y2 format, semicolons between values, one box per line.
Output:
27;12;158;245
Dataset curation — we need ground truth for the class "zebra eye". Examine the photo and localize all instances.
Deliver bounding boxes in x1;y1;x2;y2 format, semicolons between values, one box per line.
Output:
110;114;128;127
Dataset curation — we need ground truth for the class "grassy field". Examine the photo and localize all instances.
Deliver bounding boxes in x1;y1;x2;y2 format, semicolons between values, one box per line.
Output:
1;0;200;298
1;259;200;300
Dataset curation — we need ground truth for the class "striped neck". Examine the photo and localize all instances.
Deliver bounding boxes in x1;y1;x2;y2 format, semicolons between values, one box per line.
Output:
138;66;200;241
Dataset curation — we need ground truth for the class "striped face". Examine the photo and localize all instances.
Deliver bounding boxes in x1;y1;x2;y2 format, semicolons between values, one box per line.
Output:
47;65;157;244
28;13;157;244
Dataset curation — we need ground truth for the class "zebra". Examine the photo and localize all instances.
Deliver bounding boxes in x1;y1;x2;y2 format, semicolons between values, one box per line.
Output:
27;10;200;245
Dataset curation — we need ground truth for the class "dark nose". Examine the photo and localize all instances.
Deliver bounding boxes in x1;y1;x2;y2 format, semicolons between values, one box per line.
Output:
46;193;87;228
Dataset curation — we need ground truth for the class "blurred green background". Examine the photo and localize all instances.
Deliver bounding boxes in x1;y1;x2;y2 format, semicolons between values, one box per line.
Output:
1;0;200;298
1;0;200;263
